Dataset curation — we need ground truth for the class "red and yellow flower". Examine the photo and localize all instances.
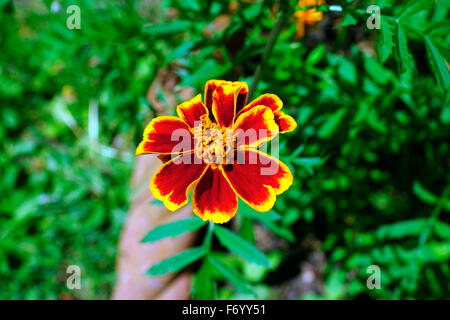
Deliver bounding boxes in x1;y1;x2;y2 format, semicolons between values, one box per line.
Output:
294;0;325;38
136;80;297;224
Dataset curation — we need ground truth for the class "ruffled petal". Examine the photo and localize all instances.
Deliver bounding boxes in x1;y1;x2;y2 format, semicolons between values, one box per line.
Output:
232;105;279;147
150;153;208;211
192;166;238;224
221;149;293;212
204;80;229;121
274;110;297;133
205;80;248;125
234;82;248;114
176;94;209;128
236;94;283;119
212;84;237;128
136;116;194;155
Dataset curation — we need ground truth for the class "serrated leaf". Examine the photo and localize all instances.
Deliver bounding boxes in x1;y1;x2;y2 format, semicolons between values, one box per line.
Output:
426;20;450;37
424;36;450;97
146;247;206;275
214;225;270;267
141;217;205;243
376;16;394;64
208;256;254;295
396;24;412;73
397;0;435;20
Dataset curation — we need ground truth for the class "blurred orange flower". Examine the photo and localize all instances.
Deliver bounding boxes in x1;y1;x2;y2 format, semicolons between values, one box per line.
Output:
294;0;325;38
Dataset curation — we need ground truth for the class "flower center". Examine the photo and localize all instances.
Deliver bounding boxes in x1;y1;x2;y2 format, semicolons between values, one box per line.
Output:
194;115;235;166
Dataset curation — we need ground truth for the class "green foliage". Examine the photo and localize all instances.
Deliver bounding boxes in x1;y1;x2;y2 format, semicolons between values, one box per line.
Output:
147;247;207;276
141;217;205;243
208;256;254;296
1;0;449;300
192;260;217;299
214;225;270;267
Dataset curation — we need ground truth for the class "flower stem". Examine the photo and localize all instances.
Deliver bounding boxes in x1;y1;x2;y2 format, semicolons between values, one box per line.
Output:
248;10;286;99
203;220;215;253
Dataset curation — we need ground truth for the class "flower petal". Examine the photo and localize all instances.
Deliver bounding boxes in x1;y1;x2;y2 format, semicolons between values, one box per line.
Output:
205;80;248;127
157;154;173;164
212;84;237;128
150;153;208;211
204;80;230;120
236;93;283;119
274;110;297;133
221;149;293;212
192;166;238;224
136;116;194;155
234;82;248;114
232;105;279;147
176;94;209;128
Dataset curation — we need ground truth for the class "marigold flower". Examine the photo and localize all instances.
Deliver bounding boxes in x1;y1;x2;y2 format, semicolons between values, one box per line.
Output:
136;80;297;223
294;0;325;38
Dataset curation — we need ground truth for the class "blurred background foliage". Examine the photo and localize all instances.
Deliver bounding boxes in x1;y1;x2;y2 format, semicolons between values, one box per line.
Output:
0;0;449;299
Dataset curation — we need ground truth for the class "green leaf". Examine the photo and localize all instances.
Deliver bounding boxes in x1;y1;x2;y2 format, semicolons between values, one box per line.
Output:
363;53;392;85
413;181;438;205
214;225;270;267
292;157;322;167
142;20;192;36
180;58;231;87
396;24;412;73
337;58;357;84
238;201;295;242
375;219;427;240
306;44;325;66
340;12;357;27
174;0;201;12
397;0;435;20
254;218;296;242
146;247;206;275
238;200;281;221
435;222;450;241
141;217;205;243
376;16;394;64
192;261;216;299
208;256;254;295
164;41;196;65
426;20;450;37
424;36;450;97
419;242;450;263
318;108;347;139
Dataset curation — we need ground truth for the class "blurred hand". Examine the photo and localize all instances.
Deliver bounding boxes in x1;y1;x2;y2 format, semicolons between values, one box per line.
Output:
112;154;197;300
